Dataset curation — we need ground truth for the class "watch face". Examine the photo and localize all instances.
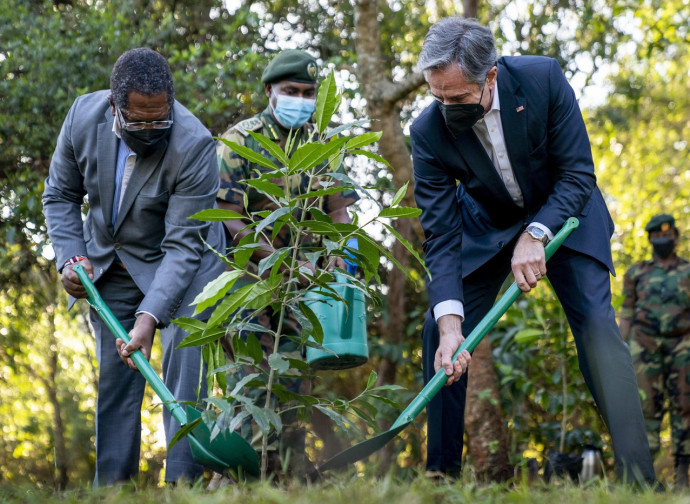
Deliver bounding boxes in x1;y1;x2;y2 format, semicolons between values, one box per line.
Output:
527;227;546;242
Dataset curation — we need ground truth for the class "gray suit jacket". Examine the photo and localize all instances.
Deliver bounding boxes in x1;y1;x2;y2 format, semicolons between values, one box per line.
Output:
43;90;225;326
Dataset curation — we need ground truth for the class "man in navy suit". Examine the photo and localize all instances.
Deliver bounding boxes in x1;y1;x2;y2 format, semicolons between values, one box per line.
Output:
411;17;655;484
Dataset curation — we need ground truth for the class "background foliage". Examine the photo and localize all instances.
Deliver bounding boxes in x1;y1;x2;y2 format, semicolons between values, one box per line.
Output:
1;0;689;489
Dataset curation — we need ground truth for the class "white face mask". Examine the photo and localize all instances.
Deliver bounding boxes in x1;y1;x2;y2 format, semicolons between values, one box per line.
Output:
271;93;316;129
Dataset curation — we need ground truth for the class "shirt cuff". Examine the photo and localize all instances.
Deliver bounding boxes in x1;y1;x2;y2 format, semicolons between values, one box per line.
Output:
528;221;554;241
433;300;464;322
135;310;160;325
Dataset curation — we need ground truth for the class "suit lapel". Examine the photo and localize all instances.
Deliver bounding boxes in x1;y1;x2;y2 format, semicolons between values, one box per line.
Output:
114;142;165;233
498;67;532;206
97;111;118;235
449;117;514;205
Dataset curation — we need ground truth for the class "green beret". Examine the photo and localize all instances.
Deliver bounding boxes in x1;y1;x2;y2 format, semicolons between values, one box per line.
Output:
645;213;676;233
261;49;318;84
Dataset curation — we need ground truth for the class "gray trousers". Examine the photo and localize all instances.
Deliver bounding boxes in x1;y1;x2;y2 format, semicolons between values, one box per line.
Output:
90;264;207;485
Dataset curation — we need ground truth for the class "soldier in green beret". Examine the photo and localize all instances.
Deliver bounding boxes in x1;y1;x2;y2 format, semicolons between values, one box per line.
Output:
619;214;690;486
214;50;358;480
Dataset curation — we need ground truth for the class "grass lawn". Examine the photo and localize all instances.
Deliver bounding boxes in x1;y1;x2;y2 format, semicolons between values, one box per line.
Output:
0;472;682;504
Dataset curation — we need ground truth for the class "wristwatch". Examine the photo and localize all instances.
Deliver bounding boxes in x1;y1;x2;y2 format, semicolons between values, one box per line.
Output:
524;225;549;245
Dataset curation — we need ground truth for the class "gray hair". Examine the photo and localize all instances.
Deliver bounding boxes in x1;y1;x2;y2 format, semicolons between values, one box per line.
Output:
110;48;174;109
418;17;497;85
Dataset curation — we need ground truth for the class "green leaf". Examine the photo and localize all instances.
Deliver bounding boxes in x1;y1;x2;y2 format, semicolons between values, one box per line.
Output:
349;148;391;167
314;405;358;431
176;326;226;348
214;341;227;392
288;136;348;173
298;301;323;345
329;171;371;197
246;404;271;434
172;317;207;334
514;328;544;345
168;416;202;450
299;220;341;236
208;284;255;328
191;270;245;315
366;370;378;389
391;181;409;207
228;372;262;398
294;186;347;199
255;206;292;236
381;222;430;280
217;138;278;170
309;208;332;223
345;131;382;149
264;408;283;434
245;333;265;364
367;394;402;409
350;405;377;428
228;411;251;433
244;178;285;199
188;208;246;221
322;238;340;255
243;278;280;310
268;353;290;373
378;206;422;219
369;384;406;392
257;248;289;277
324;119;370;139
314;71;340;134
247;130;288;165
203;345;215;394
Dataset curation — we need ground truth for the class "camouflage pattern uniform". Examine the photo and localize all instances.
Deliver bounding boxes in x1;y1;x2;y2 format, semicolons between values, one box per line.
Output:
217;107;358;475
620;255;690;459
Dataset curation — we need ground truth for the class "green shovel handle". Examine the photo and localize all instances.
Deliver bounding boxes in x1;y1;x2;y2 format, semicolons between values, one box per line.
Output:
391;217;580;428
73;264;189;427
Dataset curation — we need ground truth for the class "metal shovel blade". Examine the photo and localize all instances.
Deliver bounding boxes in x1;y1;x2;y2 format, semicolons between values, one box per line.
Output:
315;422;411;474
315;217;580;473
74;265;260;476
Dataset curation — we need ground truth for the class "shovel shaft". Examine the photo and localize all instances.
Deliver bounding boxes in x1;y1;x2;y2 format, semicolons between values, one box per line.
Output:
73;264;189;427
391;217;579;428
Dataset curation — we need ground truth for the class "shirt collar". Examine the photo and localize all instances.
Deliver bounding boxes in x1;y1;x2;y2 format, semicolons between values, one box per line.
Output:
488;79;500;113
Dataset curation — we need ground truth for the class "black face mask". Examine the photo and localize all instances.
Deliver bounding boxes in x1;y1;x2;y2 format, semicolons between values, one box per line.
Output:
439;84;489;137
651;237;675;259
121;127;171;157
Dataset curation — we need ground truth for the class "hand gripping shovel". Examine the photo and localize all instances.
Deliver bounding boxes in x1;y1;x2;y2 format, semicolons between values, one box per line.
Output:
315;217;580;474
73;264;260;477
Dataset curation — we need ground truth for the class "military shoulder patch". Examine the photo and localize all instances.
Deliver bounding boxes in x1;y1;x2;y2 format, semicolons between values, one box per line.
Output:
232;116;263;137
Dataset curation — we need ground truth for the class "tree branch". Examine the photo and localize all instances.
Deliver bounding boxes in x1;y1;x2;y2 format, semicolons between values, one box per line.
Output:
384;72;427;104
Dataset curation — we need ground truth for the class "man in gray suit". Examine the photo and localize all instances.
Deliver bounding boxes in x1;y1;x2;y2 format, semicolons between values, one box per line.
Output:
42;48;225;485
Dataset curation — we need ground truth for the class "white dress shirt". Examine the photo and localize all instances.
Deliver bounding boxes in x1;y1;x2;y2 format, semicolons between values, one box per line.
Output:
433;78;553;322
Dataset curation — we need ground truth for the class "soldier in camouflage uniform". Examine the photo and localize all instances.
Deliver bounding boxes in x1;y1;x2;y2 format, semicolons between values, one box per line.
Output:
619;214;690;487
215;50;358;479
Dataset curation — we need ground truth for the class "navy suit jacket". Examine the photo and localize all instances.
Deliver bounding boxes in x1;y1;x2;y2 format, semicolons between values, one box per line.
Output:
411;56;615;310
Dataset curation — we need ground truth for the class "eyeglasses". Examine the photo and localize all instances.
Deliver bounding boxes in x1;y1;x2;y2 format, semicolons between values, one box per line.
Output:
116;106;173;131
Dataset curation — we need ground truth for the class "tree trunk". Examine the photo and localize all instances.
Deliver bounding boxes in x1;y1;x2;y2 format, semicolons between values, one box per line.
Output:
39;310;69;490
353;0;426;474
464;337;512;482
463;0;478;18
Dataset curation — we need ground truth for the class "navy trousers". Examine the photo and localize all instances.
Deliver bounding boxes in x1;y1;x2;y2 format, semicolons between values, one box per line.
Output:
90;264;207;485
422;245;655;483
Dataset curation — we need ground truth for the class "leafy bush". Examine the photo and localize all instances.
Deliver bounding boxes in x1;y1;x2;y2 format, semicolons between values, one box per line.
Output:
174;71;423;479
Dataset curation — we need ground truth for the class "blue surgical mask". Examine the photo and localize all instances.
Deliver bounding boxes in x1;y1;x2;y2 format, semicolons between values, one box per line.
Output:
272;94;316;129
